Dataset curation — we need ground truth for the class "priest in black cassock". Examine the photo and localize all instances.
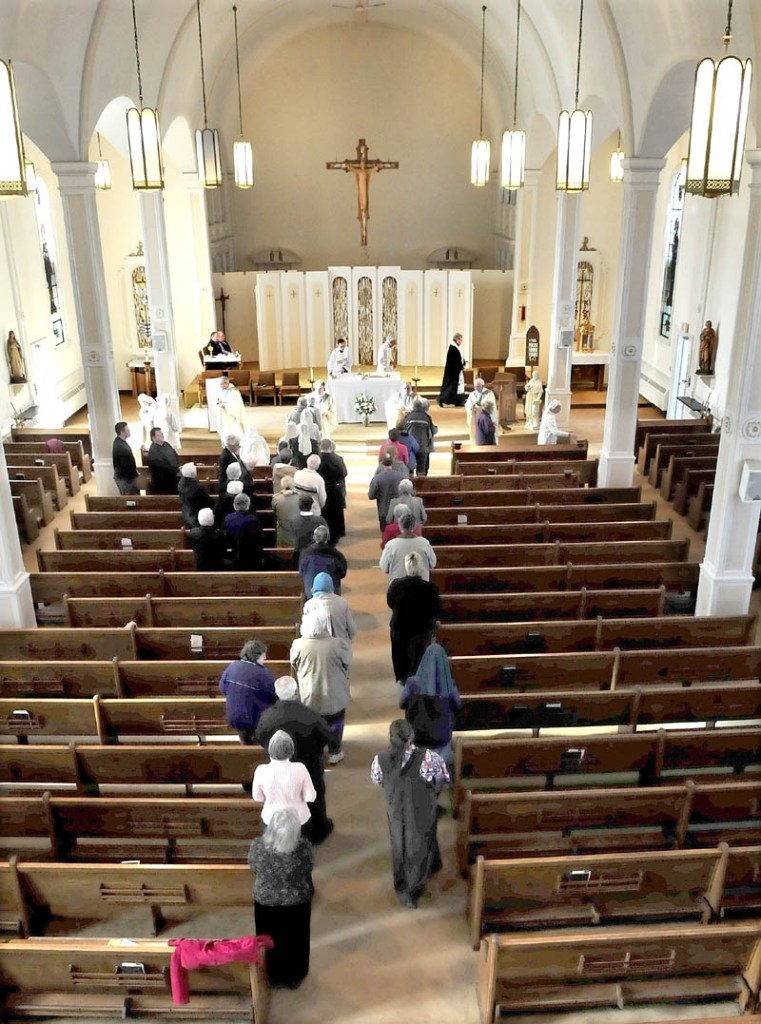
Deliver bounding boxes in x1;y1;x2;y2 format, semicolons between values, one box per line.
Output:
438;332;466;406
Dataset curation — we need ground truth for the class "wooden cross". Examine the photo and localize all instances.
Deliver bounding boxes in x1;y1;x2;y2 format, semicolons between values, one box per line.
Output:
215;287;230;334
326;138;398;247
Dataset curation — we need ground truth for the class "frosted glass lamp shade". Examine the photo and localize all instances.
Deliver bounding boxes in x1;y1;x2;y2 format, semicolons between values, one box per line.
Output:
609;147;624;182
471;138;491;187
0;59;26;196
95;159;111;190
686;54;752;197
233;140;253;189
127;106;164;190
24;160;36;193
556;108;592;192
501;129;525;190
196;127;222;188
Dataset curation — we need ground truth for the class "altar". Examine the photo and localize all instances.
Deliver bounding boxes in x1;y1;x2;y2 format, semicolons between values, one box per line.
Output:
328;373;401;423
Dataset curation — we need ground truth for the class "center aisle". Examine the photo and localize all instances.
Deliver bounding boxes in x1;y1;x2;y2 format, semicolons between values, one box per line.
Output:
276;443;479;1024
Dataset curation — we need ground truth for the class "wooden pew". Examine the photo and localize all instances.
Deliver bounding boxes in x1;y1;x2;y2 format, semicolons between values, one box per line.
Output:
0;659;291;698
57;527;276;550
459;779;761;869
634;416;710;457
4;440;91;482
467;843;761;947
457;459;598;485
425;520;672;546
12;495;38;544
0;937;268;1021
4;451;80;496
64;595;303;628
71;510;275;531
433;561;699;595
0;626;294;661
437;613;754;657
451;440;589;473
86;494;185;511
0;859;254;936
426;502;657;526
439;588;665;623
646;437;719;488
476;920;761;1022
451;644;761;695
8;464;67;511
455;681;761;734
636;420;712;473
31;571;301;607
659;452;718;500
10;479;55;526
433;539;690;570
12;425;92;458
0;743;268;794
37;549;293;574
420;486;642;508
688;481;714;532
673;465;717;515
453;727;761;808
418;473;584;492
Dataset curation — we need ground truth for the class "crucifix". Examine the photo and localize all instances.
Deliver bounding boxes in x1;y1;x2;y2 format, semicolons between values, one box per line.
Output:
326;138;399;247
215;287;230;334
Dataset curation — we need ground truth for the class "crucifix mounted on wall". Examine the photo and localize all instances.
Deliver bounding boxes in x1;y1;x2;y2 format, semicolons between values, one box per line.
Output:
215;287;230;334
326;138;398;247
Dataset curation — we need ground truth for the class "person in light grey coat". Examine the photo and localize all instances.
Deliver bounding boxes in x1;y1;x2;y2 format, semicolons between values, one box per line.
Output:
302;572;357;645
290;604;352;764
386;478;427;526
368;451;406;532
380;511;437;585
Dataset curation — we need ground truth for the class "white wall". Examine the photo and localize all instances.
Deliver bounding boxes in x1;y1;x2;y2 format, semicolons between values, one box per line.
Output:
472;271;514;361
219;23;500;271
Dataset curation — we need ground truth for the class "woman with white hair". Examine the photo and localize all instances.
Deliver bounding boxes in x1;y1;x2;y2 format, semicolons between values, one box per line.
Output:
386;550;441;683
178;461;212;527
538;399;572;445
252;730;316;825
214;476;244;526
386;478;427;527
293;454;326;512
290;605;352;765
475;397;498;445
187;506;224;572
248;806;314;989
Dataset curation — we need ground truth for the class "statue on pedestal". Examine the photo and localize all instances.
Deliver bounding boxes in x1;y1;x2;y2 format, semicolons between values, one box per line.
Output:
524;370;544;431
698;320;717;375
6;331;26;383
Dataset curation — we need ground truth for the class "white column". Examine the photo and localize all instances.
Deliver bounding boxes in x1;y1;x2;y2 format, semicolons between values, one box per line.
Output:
509;169;541;346
0;445;36;626
138;192;182;439
546;192;581;429
598;158;666;486
182;173;216;337
52;162;122;494
696;151;761;616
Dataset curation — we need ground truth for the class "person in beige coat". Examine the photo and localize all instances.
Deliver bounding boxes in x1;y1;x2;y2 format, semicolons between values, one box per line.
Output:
290;604;352;765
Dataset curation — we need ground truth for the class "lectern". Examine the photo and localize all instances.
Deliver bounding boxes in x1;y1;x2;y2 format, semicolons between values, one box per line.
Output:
491;372;518;428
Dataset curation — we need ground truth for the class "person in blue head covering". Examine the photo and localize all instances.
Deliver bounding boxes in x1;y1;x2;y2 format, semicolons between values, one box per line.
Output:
399;642;461;773
303;571;357;645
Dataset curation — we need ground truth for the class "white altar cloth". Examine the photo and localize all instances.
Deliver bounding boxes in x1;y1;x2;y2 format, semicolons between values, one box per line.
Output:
328;373;401;423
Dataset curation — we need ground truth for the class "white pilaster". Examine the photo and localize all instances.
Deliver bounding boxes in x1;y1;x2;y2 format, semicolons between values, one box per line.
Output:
52;162;122;494
546;192;581;428
138;192;182;438
182;173;216;339
696;151;761;616
509;169;541;348
598;158;666;487
0;445;35;626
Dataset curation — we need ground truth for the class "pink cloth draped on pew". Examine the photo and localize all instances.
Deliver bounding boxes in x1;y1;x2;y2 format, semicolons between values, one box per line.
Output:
169;935;274;1004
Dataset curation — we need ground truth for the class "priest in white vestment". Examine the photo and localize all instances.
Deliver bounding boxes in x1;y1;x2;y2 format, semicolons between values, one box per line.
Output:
376;337;396;374
327;339;353;377
217;375;247;438
308;380;337;439
465;378;498;442
385;380;415;428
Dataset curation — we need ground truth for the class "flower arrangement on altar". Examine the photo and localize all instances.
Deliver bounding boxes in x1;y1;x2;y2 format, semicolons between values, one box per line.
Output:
354;392;377;426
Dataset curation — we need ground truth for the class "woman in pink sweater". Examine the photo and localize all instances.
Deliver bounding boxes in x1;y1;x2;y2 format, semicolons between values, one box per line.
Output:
252;730;316;826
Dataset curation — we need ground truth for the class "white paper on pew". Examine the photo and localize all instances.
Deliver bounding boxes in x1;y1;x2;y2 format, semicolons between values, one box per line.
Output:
190;633;203;651
121;537;133;549
108;939;138;946
126;500;136;508
457;514;468;524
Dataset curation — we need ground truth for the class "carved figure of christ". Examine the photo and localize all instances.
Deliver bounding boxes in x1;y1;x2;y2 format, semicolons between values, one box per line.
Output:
326;138;399;246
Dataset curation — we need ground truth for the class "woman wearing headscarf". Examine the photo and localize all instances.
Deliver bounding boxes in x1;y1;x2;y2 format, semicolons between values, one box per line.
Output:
386;551;440;683
290;604;352;765
299;408;321;443
399;641;462;773
302;571;356;644
538;399;572;445
240;428;271;471
248;807;313;990
290;420;318;469
370;719;449;909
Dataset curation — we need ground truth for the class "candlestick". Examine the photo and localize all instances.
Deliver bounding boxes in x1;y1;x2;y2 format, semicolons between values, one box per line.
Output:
414;364;419;380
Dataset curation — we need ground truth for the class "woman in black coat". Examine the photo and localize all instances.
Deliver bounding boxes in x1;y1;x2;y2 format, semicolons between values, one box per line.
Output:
316;440;347;542
386;550;440;683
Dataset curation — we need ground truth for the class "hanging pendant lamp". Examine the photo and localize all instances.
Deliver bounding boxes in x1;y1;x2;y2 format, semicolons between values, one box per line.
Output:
0;59;27;196
94;131;112;190
609;130;624;182
195;0;223;188
556;0;592;192
232;5;253;189
126;0;164;190
470;5;490;187
501;0;525;190
685;0;751;198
